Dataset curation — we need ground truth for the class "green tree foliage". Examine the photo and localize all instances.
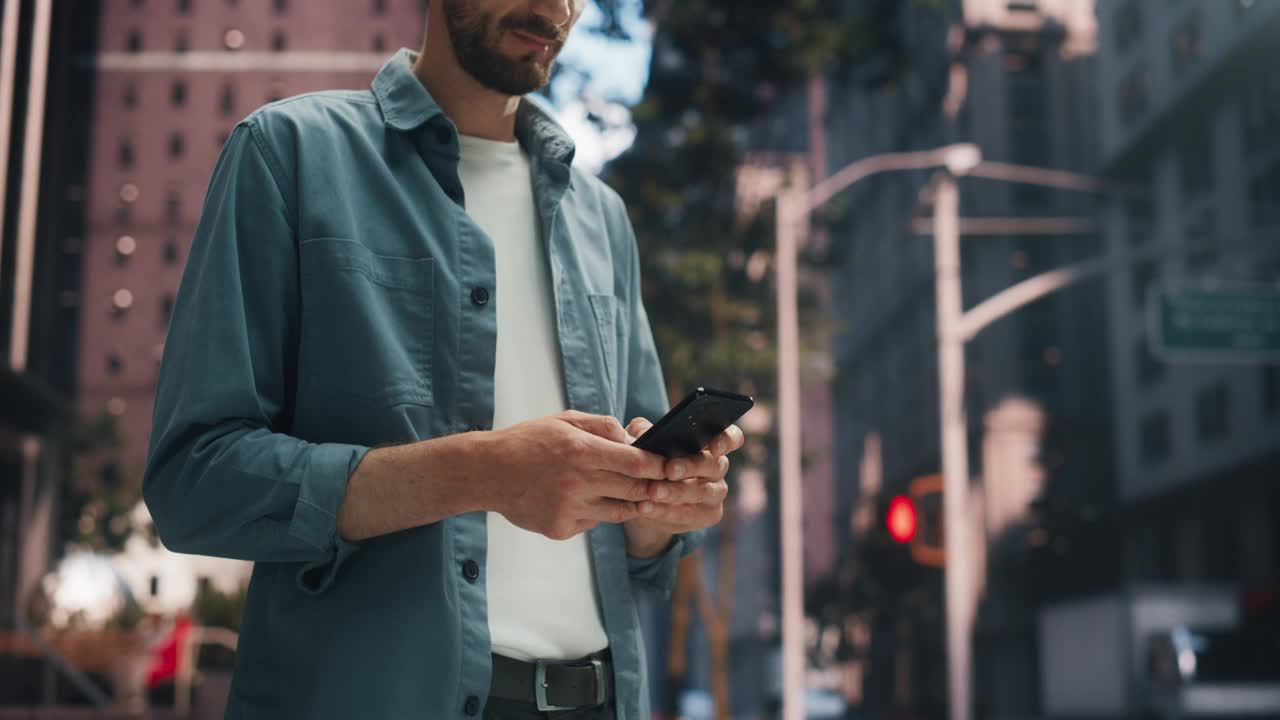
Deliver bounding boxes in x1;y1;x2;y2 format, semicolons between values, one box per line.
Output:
598;1;927;400
61;410;138;553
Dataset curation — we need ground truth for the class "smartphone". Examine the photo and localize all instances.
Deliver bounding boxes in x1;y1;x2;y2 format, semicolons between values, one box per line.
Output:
631;387;754;459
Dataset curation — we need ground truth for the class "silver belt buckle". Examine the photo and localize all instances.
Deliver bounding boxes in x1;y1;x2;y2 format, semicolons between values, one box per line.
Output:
534;657;606;711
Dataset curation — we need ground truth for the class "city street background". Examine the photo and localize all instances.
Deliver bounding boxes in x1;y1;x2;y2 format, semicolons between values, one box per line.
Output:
0;0;1277;719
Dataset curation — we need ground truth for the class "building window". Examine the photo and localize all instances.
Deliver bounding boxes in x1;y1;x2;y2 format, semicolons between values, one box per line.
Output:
111;288;134;320
273;0;287;14
372;32;386;52
271;30;287;52
1242;75;1280;156
1139;411;1171;464
1264;366;1279;417
1194;382;1231;444
219;81;235;116
177;0;192;14
224;28;245;51
164;237;181;265
373;0;386;15
1184;207;1217;272
1177;124;1214;199
123;81;138;109
1114;0;1143;55
150;575;160;597
107;353;123;376
131;0;145;7
1169;9;1204;78
118;139;134;169
106;397;128;417
1250;158;1280;229
160;293;175;328
1135;335;1165;387
1131;260;1158;310
1119;64;1150;127
166;190;182;223
175;28;190;53
171;79;187;107
126;29;143;53
1203;505;1238;582
169;133;185;159
115;235;137;265
1125;193;1154;247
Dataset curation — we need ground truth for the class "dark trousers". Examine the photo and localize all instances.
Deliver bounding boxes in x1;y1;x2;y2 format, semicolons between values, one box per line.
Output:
482;696;617;720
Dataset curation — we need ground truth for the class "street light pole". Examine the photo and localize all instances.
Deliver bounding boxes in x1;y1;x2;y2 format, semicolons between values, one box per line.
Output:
932;173;973;720
767;141;1115;720
776;187;807;720
771;144;981;720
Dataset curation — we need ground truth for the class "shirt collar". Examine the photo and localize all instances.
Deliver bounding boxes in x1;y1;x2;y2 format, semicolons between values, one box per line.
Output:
372;48;576;170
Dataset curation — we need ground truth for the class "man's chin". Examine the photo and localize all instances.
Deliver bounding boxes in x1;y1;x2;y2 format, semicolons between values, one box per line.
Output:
494;62;554;94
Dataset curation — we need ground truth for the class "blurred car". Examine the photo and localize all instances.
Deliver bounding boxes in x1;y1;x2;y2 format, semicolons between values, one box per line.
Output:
1144;625;1280;719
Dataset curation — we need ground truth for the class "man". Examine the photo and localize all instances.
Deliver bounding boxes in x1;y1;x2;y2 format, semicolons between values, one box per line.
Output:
142;1;744;719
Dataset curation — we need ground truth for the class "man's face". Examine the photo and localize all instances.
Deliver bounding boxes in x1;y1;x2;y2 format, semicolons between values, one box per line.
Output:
442;0;583;96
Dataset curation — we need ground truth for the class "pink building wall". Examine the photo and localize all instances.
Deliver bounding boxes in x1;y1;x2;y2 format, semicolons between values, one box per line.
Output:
80;0;428;472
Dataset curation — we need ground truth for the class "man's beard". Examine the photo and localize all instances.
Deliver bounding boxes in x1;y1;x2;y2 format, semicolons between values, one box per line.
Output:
442;0;566;96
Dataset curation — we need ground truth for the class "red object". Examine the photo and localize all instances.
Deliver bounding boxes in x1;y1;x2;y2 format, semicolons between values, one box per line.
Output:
886;495;918;543
145;614;193;689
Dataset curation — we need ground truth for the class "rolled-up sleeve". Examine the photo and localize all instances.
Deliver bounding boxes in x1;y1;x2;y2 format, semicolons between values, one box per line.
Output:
143;119;368;595
626;529;707;600
615;196;707;599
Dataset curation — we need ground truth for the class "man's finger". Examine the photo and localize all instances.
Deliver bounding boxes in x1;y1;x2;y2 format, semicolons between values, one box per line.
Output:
664;451;726;481
708;424;745;457
649;477;728;505
635;500;721;529
625;417;653;444
583;498;643;525
561;412;629;444
583;433;667;479
586;471;655;503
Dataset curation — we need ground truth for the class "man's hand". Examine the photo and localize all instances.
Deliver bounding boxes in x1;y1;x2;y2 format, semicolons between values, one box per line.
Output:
618;417;746;558
479;411;667;541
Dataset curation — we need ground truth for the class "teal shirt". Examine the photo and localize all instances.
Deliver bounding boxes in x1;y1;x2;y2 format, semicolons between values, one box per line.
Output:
143;48;702;720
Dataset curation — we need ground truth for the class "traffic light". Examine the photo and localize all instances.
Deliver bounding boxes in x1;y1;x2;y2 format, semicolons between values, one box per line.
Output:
886;495;917;544
877;478;946;564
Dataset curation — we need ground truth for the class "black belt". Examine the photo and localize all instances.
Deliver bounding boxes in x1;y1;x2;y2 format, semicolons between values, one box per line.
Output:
489;649;613;711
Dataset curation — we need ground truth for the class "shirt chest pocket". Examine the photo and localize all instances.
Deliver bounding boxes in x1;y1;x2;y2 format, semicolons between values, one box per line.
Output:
298;238;434;408
588;293;620;410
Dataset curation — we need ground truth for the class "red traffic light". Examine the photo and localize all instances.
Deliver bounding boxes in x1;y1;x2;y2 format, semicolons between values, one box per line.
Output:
886;495;917;544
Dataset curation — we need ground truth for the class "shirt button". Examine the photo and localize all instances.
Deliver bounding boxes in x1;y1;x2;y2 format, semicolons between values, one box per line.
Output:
462;559;480;583
463;695;480;716
470;287;489;306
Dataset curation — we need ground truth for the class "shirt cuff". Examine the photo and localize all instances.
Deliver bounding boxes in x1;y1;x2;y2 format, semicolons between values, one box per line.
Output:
626;528;707;601
288;442;370;595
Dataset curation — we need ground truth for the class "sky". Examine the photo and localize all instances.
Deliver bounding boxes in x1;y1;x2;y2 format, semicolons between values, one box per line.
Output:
539;1;653;174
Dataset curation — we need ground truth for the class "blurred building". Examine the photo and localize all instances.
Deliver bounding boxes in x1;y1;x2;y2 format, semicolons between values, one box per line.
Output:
814;0;1115;717
80;0;427;479
808;0;1280;718
1;0;99;633
1093;0;1280;594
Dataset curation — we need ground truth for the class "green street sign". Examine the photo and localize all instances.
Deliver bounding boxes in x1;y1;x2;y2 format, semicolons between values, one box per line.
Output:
1148;285;1280;362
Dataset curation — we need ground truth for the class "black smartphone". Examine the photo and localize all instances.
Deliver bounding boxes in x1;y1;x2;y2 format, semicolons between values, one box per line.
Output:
631;387;754;459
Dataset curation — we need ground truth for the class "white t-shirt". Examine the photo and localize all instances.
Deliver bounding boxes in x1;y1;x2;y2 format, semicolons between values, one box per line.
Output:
455;133;609;662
